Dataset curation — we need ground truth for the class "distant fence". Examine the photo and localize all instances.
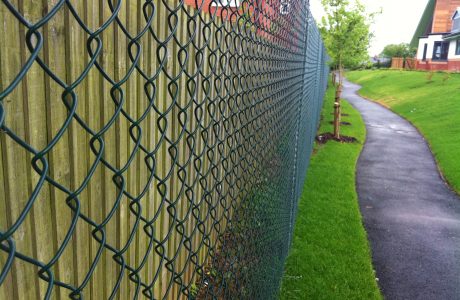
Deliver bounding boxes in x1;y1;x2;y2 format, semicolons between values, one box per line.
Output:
404;58;416;70
0;0;328;299
391;57;416;70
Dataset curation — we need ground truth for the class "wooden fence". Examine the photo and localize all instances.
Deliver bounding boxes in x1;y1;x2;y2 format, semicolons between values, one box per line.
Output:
0;1;328;299
0;2;231;298
391;57;416;70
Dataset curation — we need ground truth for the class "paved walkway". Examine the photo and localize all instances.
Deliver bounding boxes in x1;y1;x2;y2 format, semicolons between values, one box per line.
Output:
342;79;460;300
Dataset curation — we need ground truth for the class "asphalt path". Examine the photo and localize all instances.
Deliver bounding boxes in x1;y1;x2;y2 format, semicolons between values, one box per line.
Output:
342;79;460;300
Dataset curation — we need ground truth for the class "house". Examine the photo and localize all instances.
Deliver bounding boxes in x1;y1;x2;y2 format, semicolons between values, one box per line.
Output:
183;0;289;39
370;56;391;66
411;0;460;71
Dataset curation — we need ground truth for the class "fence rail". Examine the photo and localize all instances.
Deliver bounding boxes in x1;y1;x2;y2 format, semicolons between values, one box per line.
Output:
0;0;328;299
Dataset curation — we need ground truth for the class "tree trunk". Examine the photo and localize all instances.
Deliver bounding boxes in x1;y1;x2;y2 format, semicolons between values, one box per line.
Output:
332;65;343;139
333;82;342;139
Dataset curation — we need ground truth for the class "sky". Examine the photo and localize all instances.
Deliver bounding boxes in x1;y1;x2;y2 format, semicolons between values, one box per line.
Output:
309;0;430;56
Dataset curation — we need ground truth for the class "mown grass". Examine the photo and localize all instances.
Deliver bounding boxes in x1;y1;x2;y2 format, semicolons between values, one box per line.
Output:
279;84;381;299
347;70;460;194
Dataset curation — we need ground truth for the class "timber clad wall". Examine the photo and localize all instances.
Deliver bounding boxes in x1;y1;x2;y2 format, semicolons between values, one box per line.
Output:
432;0;460;32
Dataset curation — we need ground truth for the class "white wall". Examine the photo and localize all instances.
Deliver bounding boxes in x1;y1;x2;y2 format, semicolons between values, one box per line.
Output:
416;37;429;60
448;39;460;59
416;34;444;60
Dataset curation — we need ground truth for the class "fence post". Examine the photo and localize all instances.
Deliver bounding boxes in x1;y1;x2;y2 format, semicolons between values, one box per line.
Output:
288;1;311;250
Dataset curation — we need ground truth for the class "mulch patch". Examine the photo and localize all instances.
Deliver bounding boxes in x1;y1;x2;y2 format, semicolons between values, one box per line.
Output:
316;132;358;144
329;121;351;126
330;113;350;116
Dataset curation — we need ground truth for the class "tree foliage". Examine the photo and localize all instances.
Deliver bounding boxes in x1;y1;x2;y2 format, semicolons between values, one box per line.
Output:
318;0;378;138
381;43;417;58
319;0;377;69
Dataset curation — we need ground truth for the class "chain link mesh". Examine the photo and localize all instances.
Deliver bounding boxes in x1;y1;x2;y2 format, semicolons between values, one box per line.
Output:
0;0;328;298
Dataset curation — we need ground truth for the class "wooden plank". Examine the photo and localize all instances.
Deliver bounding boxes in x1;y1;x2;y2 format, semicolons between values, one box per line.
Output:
169;2;186;297
165;7;176;296
216;18;229;251
153;4;168;297
134;0;150;295
158;2;180;297
176;6;190;295
128;97;139;292
21;2;63;298
64;1;91;299
0;140;13;300
114;0;130;298
222;18;235;237
100;1;117;297
155;2;168;298
201;11;214;271
142;0;153;292
42;0;76;297
126;1;139;297
193;9;208;284
209;15;223;257
0;1;42;299
151;7;162;294
82;1;104;299
184;5;198;286
0;17;16;291
17;1;58;299
144;2;155;293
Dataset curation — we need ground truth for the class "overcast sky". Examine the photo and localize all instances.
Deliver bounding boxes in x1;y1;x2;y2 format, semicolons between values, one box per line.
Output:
309;0;430;56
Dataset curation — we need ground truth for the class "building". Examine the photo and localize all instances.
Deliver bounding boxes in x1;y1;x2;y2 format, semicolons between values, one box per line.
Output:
411;0;460;71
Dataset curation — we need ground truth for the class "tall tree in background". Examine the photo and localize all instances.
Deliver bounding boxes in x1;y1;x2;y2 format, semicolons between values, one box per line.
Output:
381;43;417;59
319;0;376;138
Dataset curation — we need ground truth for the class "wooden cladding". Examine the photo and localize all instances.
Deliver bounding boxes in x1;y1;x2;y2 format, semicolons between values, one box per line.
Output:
432;0;460;33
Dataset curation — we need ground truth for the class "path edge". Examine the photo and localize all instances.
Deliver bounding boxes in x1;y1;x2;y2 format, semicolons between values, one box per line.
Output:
341;97;383;295
344;78;460;198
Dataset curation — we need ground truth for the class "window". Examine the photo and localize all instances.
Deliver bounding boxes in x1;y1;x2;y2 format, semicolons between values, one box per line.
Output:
453;18;460;32
453;10;460;32
210;0;240;7
456;40;460;55
432;41;449;61
422;43;428;61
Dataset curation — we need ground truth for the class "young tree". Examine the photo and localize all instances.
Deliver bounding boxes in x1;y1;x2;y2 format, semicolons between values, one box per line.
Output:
319;0;376;138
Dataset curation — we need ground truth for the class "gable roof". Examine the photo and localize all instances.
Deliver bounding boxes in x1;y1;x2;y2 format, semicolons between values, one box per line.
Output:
410;0;436;48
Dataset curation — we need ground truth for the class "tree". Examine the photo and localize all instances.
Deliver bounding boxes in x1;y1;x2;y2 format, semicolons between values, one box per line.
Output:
381;43;417;59
319;0;377;138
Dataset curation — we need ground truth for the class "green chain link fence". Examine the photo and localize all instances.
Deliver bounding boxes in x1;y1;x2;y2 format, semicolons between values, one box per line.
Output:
0;0;328;298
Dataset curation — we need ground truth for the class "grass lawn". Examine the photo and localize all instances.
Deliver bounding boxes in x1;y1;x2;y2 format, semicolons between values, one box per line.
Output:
279;84;381;299
346;70;460;194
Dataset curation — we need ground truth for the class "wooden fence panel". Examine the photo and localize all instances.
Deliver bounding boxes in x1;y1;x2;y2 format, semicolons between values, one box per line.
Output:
391;57;404;69
405;58;417;70
0;0;328;298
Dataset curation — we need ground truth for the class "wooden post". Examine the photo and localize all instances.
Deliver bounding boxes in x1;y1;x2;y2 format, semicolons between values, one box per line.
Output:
333;102;341;139
333;83;342;139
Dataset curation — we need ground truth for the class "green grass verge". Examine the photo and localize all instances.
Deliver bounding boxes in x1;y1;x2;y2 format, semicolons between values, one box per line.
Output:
279;84;381;300
346;70;460;194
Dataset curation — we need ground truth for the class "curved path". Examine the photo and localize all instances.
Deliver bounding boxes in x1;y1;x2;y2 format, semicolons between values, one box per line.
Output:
342;79;460;300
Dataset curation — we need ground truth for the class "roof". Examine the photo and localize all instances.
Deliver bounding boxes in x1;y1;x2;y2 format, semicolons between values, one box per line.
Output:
453;7;460;19
443;31;460;40
410;0;436;48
